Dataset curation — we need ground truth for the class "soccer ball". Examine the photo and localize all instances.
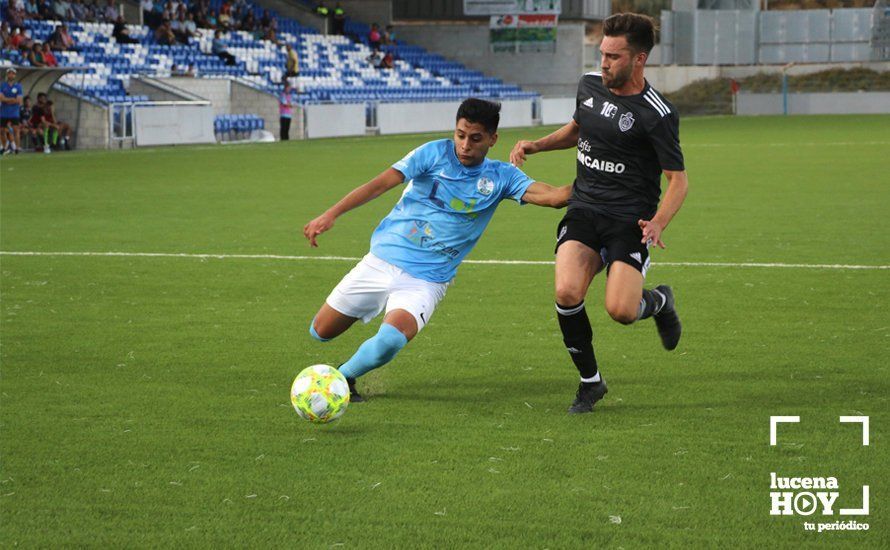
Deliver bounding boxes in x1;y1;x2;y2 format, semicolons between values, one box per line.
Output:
290;364;350;423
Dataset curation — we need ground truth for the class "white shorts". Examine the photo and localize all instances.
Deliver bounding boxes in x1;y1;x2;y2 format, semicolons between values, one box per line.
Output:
326;253;449;332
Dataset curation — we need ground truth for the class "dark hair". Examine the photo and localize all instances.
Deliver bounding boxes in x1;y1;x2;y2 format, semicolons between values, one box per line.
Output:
603;13;656;55
456;98;500;134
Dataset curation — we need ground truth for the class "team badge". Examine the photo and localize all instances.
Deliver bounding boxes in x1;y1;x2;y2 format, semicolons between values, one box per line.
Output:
619;112;635;132
476;177;494;196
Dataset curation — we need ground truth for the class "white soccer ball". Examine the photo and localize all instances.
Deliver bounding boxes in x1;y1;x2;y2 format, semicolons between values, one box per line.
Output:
290;364;350;423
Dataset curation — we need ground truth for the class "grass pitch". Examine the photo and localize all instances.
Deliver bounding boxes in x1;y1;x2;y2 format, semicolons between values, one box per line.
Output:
1;115;888;547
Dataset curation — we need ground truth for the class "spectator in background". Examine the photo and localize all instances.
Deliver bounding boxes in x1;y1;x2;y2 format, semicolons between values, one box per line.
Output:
383;25;396;45
6;2;26;28
141;0;159;29
11;28;34;52
1;23;12;51
113;15;139;44
240;10;255;32
260;10;272;30
314;1;328;17
368;23;380;50
30;92;51;153
49;24;77;52
171;12;189;43
206;8;219;29
28;42;47;67
43;100;72;150
23;0;41;20
380;51;393;70
53;0;73;20
83;0;99;20
218;5;233;30
279;76;293;141
285;42;299;77
263;18;278;44
332;3;345;35
0;68;23;155
19;95;37;149
42;42;58;66
155;19;175;45
37;0;53;19
184;13;198;40
103;0;119;22
70;0;86;21
212;30;237;65
10;28;27;52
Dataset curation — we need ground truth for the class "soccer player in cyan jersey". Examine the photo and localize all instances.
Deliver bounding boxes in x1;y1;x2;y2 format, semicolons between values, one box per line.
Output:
303;98;571;401
510;13;689;414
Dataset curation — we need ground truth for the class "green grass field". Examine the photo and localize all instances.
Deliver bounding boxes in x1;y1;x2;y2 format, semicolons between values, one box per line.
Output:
1;115;888;547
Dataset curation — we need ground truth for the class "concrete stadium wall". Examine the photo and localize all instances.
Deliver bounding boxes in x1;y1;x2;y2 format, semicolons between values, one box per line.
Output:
395;22;585;98
153;77;281;137
128;77;200;103
304;103;367;138
377;99;532;135
158;78;232;115
230;81;282;139
542;97;575;126
737;91;890;115
337;0;392;26
49;89;109;150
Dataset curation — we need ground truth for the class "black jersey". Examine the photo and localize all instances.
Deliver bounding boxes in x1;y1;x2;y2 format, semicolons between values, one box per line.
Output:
570;72;684;221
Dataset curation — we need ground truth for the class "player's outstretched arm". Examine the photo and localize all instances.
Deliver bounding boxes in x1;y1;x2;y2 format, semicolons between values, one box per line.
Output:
509;120;580;167
520;182;573;208
638;170;689;249
303;167;405;247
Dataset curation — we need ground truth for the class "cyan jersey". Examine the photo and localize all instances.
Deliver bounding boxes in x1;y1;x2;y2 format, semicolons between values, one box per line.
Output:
370;139;534;283
0;82;23;118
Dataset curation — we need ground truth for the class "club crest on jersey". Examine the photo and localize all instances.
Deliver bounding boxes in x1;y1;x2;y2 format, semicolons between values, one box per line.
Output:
619;112;635;132
476;177;494;196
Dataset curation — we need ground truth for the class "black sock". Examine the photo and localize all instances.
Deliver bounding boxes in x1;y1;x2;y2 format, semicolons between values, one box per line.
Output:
637;288;666;320
556;301;598;380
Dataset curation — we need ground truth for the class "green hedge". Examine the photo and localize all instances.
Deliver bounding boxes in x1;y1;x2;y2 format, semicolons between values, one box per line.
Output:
664;68;890;116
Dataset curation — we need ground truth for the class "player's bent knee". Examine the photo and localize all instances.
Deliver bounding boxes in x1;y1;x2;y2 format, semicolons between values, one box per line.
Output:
555;285;585;307
606;304;637;325
309;319;334;342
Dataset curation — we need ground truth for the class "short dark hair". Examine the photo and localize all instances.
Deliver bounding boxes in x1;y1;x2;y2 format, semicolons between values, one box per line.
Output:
603;13;656;55
456;98;500;134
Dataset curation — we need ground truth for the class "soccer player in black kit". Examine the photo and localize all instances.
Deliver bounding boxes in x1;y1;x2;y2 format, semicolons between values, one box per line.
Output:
510;13;689;414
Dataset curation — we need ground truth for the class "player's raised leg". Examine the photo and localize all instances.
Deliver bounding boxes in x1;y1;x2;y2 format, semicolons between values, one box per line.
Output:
605;261;681;350
555;240;608;414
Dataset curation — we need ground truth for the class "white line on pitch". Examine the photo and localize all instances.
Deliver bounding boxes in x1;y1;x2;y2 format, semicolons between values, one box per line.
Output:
1;251;888;270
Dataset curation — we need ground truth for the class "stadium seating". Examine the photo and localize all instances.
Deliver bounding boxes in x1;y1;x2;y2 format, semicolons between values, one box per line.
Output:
214;113;265;141
1;1;537;108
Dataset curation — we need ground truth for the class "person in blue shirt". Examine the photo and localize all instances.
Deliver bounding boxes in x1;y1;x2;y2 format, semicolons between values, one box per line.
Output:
0;68;24;155
303;98;570;402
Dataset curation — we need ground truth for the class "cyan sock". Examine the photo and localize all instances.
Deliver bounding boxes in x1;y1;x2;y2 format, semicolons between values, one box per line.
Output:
339;323;408;379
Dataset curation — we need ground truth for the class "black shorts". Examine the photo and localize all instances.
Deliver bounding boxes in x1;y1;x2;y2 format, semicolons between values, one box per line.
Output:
555;208;650;276
1;117;21;127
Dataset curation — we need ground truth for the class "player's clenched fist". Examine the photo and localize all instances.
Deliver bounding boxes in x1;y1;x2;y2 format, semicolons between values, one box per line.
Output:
303;212;336;247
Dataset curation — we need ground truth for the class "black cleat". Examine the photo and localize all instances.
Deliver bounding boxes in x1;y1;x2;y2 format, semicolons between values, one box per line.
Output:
653;285;681;351
345;376;365;403
568;379;608;414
